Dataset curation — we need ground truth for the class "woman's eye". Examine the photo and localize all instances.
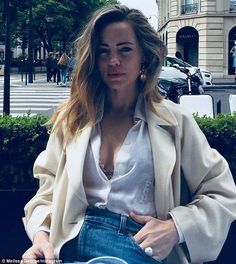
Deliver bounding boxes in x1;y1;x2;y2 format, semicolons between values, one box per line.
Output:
98;48;109;56
120;47;132;53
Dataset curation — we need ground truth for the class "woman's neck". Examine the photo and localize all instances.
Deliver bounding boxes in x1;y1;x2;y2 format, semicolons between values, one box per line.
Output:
105;90;138;115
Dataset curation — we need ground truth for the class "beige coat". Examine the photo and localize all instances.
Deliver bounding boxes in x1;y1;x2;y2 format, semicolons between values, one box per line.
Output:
23;99;236;264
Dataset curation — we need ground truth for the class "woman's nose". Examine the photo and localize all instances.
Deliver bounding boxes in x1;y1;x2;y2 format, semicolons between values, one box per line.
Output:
109;54;120;66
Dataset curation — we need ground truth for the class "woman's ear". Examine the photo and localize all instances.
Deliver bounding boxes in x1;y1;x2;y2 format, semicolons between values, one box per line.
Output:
141;56;146;65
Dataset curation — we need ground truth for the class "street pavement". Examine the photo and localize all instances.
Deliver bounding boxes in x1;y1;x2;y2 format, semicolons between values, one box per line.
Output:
0;73;235;117
0;73;70;116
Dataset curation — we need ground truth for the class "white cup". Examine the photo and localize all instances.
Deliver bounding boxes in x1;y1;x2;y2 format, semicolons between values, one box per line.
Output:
86;256;128;264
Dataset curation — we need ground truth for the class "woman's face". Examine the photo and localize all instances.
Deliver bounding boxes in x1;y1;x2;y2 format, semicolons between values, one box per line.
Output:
97;21;143;94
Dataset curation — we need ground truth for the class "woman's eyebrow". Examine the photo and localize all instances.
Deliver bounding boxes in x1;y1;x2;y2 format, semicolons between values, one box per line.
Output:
98;43;109;47
98;42;135;47
117;42;134;46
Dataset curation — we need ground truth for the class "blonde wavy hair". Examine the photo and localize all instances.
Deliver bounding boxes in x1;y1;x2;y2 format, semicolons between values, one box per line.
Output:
58;52;69;65
48;5;167;139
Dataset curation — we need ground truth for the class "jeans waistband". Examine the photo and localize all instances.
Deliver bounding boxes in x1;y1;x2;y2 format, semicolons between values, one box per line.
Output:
85;206;144;235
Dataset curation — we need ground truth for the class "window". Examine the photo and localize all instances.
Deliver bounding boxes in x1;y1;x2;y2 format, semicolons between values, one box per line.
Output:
181;0;199;14
164;56;191;67
230;0;236;11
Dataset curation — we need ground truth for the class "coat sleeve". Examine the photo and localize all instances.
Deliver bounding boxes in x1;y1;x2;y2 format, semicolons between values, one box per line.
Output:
170;111;236;263
22;126;64;241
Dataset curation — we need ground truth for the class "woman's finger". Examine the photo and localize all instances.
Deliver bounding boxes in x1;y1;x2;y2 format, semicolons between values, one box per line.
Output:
129;211;153;224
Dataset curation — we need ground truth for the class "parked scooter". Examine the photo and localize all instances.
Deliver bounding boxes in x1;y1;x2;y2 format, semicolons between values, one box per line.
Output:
158;77;188;103
157;52;204;103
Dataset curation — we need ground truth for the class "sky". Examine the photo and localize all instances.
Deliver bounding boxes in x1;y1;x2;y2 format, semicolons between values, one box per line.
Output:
118;0;158;30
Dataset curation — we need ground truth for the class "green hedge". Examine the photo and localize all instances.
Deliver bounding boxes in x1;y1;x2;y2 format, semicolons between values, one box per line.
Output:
195;113;236;178
0;113;235;190
0;114;49;190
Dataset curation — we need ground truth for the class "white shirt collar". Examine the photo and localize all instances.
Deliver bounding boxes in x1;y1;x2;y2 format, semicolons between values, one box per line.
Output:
95;94;146;125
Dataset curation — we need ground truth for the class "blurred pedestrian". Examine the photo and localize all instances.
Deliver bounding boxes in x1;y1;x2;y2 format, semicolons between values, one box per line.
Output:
230;41;236;73
68;55;76;81
58;52;69;86
52;53;60;83
45;52;53;82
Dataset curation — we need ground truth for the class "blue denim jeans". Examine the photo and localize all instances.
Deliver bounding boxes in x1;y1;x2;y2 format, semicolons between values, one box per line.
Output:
60;68;67;83
60;206;167;264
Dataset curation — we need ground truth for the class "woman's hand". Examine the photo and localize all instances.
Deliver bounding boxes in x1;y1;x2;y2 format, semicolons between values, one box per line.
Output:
22;231;55;264
130;212;179;261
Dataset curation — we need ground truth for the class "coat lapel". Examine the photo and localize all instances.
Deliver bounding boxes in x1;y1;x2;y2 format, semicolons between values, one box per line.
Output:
146;101;178;218
65;126;92;202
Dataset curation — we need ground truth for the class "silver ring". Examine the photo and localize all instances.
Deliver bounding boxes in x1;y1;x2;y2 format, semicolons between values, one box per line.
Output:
144;247;153;256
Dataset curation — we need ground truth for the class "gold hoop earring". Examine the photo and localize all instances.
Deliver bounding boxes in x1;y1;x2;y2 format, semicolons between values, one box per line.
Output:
140;65;147;81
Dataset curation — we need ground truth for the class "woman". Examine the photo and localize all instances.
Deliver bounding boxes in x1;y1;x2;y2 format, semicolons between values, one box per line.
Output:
58;52;69;86
22;5;236;264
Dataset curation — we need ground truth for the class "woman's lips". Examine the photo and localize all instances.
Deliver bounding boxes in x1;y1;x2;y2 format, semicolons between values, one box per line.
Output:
108;73;125;78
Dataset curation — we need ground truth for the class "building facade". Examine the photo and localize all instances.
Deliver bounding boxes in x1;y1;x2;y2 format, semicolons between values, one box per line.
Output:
156;0;236;80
